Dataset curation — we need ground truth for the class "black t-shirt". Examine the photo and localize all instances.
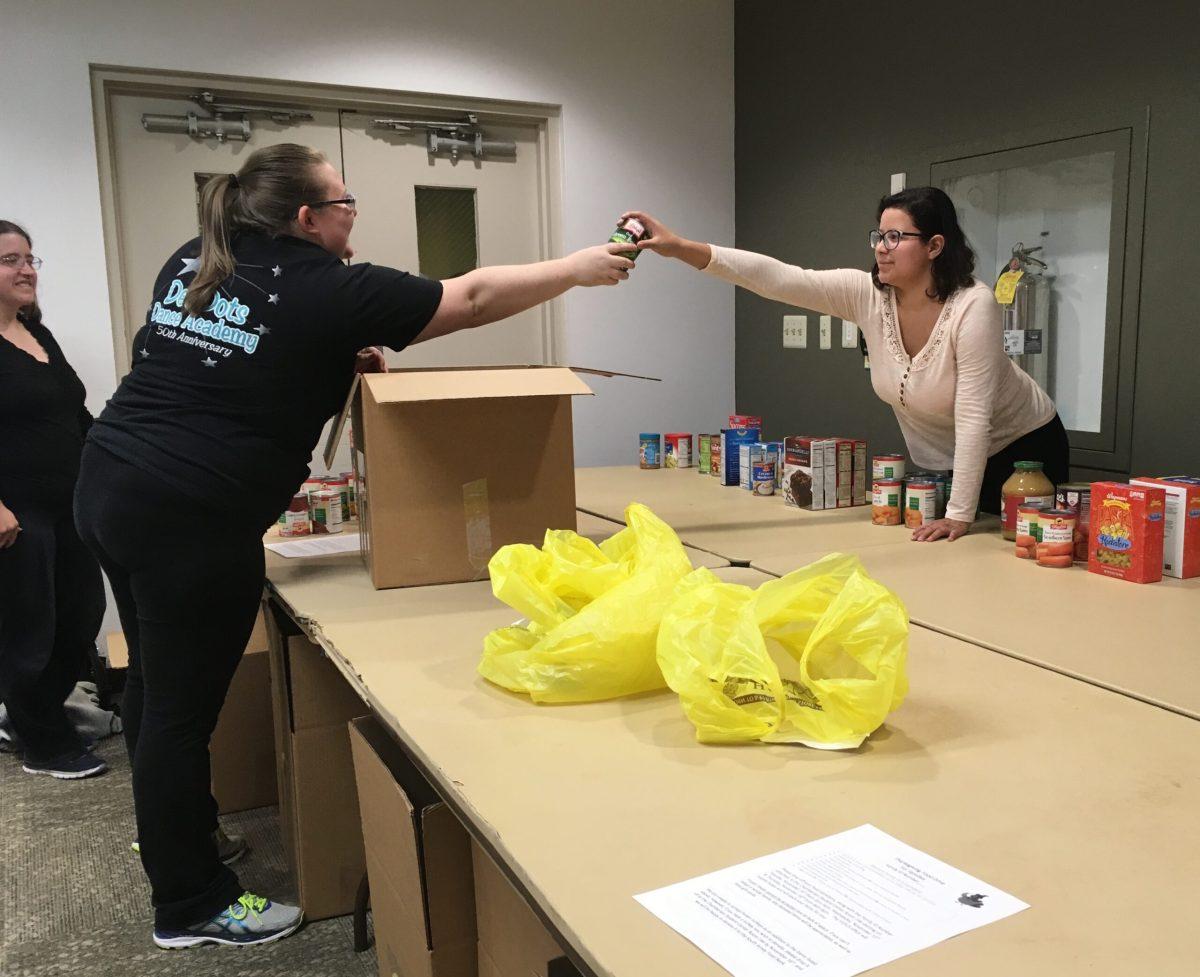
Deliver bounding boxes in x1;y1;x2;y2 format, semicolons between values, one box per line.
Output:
89;232;443;529
0;320;92;512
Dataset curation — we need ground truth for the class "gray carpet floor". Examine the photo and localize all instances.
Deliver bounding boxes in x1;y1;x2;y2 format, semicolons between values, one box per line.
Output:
0;737;376;976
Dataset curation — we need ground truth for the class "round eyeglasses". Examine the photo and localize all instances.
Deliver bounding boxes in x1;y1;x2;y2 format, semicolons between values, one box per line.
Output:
0;254;43;270
869;229;928;251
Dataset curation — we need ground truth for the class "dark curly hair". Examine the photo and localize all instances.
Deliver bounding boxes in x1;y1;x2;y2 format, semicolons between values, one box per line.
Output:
0;219;42;327
871;187;975;302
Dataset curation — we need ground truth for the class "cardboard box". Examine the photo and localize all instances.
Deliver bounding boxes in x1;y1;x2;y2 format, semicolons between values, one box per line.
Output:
1087;482;1166;584
106;609;277;814
783;436;825;509
349;717;476;977
472;840;566;977
269;630;370;919
719;428;759;487
1130;477;1200;579
328;367;596;590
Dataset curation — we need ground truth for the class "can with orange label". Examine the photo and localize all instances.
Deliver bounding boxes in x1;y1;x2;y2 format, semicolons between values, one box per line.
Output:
872;480;903;526
1036;509;1077;568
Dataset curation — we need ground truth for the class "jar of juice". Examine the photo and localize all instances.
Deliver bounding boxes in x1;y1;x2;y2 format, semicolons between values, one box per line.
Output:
1000;461;1055;540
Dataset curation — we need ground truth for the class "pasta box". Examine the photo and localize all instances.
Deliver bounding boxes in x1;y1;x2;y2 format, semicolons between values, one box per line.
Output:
1087;482;1166;584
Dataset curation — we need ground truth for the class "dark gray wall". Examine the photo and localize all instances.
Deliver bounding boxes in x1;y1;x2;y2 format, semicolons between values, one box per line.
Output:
732;2;1199;478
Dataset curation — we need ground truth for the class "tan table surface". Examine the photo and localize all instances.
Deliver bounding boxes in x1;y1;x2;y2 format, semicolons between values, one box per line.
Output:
265;558;1200;977
578;466;1200;719
575;465;1000;564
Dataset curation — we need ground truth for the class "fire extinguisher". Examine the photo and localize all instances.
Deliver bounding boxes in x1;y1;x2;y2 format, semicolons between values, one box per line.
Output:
994;239;1052;395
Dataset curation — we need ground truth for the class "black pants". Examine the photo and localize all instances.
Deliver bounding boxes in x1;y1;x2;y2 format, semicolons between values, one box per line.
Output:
75;445;264;930
976;413;1071;516
0;504;105;761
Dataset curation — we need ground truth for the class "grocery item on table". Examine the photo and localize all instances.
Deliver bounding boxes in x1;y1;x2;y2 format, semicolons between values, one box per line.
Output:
739;442;778;490
639;433;662;469
609;216;647;261
904;481;938;528
873;454;906;481
872;479;903;526
709;432;722;476
783;436;826;509
1000;461;1055;541
664;433;693;469
280;493;312;537
1055;483;1091;562
339;471;357;519
322;475;350;523
851;439;868;506
767;442;785;489
697;434;712;475
1036;509;1076;568
752;460;776;496
1129;476;1200;579
720;427;760;486
1088;482;1166;584
728;414;763;431
1014;501;1050;558
310;488;343;535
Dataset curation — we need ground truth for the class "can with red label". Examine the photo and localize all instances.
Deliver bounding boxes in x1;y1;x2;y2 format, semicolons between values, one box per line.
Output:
1037;509;1077;569
752;460;776;496
872;480;903;526
280;493;312;537
310;489;343;535
904;481;938;528
322;476;350;521
664;433;693;469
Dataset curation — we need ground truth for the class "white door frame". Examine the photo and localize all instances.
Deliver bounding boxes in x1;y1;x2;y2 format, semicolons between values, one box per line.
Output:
90;64;565;376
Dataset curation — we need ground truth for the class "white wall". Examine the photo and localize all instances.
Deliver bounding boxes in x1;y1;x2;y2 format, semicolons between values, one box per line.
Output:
0;0;735;633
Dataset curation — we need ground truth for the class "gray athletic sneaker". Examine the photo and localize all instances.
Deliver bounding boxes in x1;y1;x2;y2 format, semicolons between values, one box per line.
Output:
153;892;303;949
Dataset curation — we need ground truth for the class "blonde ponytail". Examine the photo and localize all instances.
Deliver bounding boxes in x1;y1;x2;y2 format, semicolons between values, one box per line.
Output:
183;144;329;315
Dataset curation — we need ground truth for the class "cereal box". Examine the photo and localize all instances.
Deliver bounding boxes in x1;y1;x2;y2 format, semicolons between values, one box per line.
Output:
1087;482;1166;584
720;428;760;487
1130;476;1200;579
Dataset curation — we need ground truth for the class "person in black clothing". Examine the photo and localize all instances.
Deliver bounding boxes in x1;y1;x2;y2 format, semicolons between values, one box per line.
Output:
73;143;633;950
0;221;107;780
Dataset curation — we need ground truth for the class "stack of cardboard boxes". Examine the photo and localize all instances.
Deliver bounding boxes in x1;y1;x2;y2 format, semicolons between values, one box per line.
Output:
782;437;868;510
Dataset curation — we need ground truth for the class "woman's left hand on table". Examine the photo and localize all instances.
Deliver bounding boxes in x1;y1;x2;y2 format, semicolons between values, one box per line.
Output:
911;517;971;542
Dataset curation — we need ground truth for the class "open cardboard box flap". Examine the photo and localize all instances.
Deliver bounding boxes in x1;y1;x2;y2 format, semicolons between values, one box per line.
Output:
324;364;657;468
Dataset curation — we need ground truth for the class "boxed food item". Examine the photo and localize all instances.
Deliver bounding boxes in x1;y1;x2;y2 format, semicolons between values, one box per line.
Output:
728;414;763;431
1129;476;1200;579
720;428;760;486
851;440;868;506
783;436;825;509
1087;482;1166;584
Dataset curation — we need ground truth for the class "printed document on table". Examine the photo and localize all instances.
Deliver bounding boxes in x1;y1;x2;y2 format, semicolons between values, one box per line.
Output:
264;535;360;558
635;824;1028;977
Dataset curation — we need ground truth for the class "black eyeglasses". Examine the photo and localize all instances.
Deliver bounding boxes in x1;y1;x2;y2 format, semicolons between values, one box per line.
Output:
869;229;928;251
309;193;358;213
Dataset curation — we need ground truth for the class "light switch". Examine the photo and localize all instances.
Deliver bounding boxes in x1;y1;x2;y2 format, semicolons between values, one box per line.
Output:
783;315;807;348
890;172;906;193
819;315;832;350
842;320;858;348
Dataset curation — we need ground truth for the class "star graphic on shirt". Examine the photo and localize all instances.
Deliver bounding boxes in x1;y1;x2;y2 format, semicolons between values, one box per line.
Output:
268;293;280;304
271;265;282;277
179;257;201;275
254;324;270;335
138;347;150;358
201;356;218;367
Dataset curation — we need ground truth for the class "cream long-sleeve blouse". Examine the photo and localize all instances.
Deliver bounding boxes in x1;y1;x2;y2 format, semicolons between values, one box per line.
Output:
705;245;1055;522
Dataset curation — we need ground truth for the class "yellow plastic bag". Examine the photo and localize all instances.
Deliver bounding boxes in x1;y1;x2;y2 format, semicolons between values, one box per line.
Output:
479;504;693;702
656;554;909;747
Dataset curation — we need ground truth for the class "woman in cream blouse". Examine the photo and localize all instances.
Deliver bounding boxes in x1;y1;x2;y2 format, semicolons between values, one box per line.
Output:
626;187;1068;541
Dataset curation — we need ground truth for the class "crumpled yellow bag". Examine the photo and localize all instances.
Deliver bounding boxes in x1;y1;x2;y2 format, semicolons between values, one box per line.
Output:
656;554;908;748
479;504;693;702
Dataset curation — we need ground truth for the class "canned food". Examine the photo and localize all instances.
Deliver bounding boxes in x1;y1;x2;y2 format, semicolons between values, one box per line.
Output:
1036;509;1077;568
904;481;938;528
769;442;786;488
280;493;312;537
1015;501;1050;558
310;488;343;534
609;216;647;261
340;471;357;519
322;476;350;522
752;460;776;496
740;443;778;490
664;433;693;469
1055;483;1091;562
639;433;661;469
872;454;906;481
698;434;712;475
301;477;325;506
872;480;903;526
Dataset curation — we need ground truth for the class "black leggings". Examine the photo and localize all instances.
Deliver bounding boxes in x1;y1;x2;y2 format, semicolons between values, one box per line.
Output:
74;445;264;930
976;413;1071;516
0;505;105;761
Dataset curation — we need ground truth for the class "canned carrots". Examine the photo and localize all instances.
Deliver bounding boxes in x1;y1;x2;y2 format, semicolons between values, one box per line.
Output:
1036;509;1077;568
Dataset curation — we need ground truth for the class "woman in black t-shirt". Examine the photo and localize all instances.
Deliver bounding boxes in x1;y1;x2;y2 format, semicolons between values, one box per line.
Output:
0;221;107;780
73;143;634;950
